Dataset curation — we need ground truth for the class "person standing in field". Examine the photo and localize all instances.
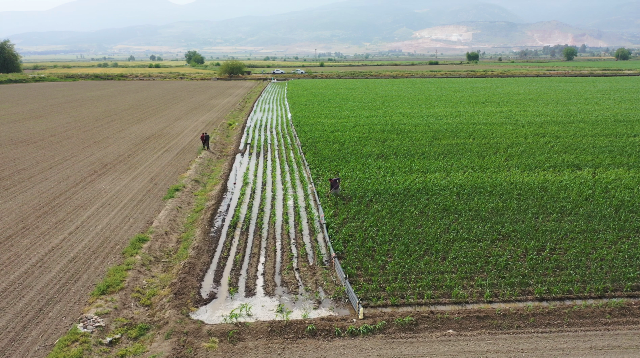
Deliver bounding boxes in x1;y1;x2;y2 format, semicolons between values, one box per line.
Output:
200;133;206;149
328;177;340;196
204;132;210;150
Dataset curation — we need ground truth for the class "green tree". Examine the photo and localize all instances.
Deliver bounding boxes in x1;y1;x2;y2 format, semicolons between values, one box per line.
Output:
466;51;480;61
614;48;631;61
149;54;156;61
0;39;22;74
156;56;163;61
127;55;135;61
563;47;578;61
217;60;247;76
579;44;587;53
185;50;205;65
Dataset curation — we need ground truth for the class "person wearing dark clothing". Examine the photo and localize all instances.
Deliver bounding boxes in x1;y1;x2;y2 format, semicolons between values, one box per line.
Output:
204;133;210;150
200;133;206;149
328;177;340;195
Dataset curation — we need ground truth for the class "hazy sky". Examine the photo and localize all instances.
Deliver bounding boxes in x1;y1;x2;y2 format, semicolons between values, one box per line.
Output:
0;0;195;11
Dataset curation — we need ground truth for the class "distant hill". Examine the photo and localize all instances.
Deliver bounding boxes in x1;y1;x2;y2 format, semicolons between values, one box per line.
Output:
390;21;630;52
0;0;342;38
6;0;639;53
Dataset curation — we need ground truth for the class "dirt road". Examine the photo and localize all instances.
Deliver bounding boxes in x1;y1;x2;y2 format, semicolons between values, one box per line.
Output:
222;329;640;357
0;81;256;357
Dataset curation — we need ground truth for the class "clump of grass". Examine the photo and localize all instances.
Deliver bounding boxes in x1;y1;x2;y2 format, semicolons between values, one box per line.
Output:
305;324;317;335
91;234;150;297
394;316;415;327
115;343;146;357
162;183;185;200
202;337;219;351
47;326;91;358
126;323;151;340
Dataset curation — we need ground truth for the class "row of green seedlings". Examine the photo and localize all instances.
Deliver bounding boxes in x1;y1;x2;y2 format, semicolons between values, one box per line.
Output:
305;316;415;337
224;167;250;299
232;88;271;296
222;303;254;323
253;114;269;292
279;88;307;264
276;85;298;283
287;111;324;263
281;91;320;259
269;97;280;284
224;89;267;298
243;92;272;296
244;84;284;295
362;282;629;306
268;86;287;282
280;84;323;270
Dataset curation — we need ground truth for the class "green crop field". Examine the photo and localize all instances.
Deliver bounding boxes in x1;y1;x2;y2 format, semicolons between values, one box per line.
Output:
288;77;640;305
497;59;640;70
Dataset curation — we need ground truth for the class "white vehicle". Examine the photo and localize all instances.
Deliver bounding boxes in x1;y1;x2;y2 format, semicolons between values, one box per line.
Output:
272;69;285;74
293;69;306;74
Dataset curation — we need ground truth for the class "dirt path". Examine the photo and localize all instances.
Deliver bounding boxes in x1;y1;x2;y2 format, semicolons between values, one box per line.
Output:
0;81;256;357
220;328;640;357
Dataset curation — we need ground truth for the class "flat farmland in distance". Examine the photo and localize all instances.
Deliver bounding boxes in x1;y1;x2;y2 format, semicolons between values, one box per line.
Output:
40;66;213;74
288;77;640;306
0;81;256;357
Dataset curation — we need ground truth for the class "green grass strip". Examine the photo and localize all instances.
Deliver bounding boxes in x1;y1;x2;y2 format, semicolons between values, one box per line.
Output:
47;326;91;358
91;234;150;297
163;183;186;200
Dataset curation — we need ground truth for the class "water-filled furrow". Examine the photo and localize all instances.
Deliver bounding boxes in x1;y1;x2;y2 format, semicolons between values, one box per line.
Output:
200;110;256;298
256;93;275;297
277;87;304;293
238;102;267;297
273;91;284;288
284;84;329;263
282;108;314;265
215;109;262;300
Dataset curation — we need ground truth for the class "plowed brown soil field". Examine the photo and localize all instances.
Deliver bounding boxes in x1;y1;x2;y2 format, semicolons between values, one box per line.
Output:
0;81;256;357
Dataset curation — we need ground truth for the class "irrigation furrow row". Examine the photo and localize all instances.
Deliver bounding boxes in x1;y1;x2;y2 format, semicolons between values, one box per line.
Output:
284;84;329;263
195;82;343;324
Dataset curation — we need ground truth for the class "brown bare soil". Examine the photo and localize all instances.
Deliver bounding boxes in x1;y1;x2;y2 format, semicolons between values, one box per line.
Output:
0;80;256;358
168;301;640;357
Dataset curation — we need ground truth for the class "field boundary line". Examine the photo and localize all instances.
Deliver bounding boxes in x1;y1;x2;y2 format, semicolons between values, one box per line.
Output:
284;83;364;319
366;297;640;313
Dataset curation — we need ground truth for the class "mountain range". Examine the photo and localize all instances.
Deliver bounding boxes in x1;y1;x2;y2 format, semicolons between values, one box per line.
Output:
4;0;640;54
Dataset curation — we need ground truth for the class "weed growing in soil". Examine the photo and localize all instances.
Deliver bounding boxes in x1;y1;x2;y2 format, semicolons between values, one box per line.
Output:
305;324;317;335
334;326;343;336
115;343;146;357
47;326;91;358
227;330;239;345
394;316;415;327
222;303;253;323
202;337;219;351
92;233;151;297
276;303;292;321
163;183;185;200
126;324;152;340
